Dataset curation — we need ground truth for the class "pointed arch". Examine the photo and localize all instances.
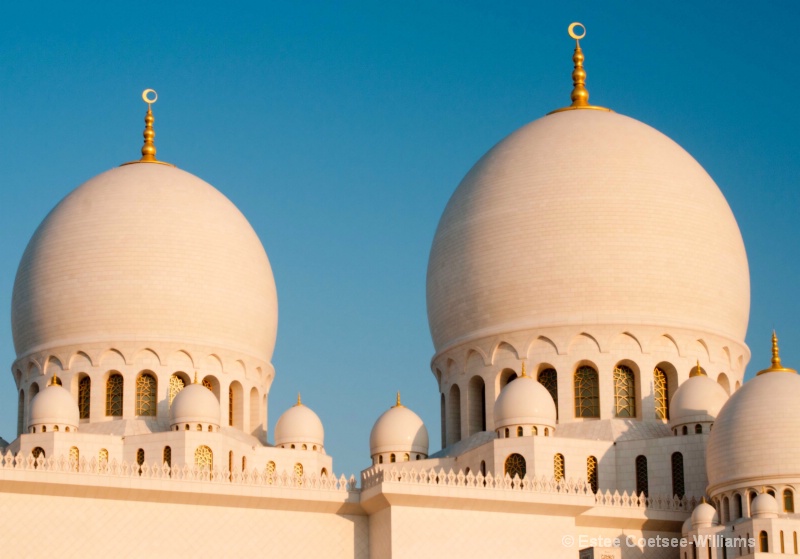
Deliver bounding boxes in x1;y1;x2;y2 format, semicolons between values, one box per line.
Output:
68;351;93;370
466;348;488;369
467;376;486;435
133;348;161;367
99;348;126;368
446;384;461;446
717;372;731;395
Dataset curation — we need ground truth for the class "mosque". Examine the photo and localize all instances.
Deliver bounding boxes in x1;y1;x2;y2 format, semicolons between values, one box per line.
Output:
0;24;797;559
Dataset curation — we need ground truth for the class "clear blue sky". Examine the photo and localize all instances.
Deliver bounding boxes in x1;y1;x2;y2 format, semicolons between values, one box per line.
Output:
0;2;797;476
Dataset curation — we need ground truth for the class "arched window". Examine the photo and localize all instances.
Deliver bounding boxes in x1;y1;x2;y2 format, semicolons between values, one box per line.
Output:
671;452;685;498
163;446;171;467
544;428;549;437
785;489;795;512
504;428;509;438
734;493;743;519
480;460;486;476
532;426;538;436
760;531;769;552
574;366;600;418
135;373;157;416
69;446;80;472
321;468;328;477
554;453;565;482
99;448;108;468
504;453;526;480
78;376;91;419
517;426;523;437
682;425;688;435
722;496;730;523
136;449;145;467
587;456;598;493
403;453;410;462
613;365;636;418
202;378;213;391
229;382;244;429
196;424;202;431
538;368;558;418
31;447;45;468
242;456;247;472
653;367;669;420
793;531;797;554
266;461;276;481
106;374;123;417
635;455;648;498
228;386;234;426
447;384;461;446
168;374;185;407
695;424;702;434
53;425;59;432
195;445;213;470
294;463;304;486
440;393;446;449
378;455;383;464
17;390;24;435
390;453;396;463
249;387;260;434
781;531;785;553
467;376;486;435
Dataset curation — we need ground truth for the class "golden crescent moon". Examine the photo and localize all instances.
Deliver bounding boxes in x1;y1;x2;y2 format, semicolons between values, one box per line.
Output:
568;22;586;41
142;89;158;104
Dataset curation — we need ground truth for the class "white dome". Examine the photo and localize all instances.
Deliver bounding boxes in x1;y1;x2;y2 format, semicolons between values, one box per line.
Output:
751;493;779;518
707;368;800;493
11;163;278;362
669;374;728;427
681;517;691;536
274;400;324;448
427;110;749;353
493;375;556;429
170;382;220;426
691;501;718;529
30;382;79;428
369;400;429;457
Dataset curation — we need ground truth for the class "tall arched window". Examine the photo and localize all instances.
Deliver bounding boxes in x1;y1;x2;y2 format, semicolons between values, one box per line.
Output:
228;381;244;429
135;372;157;416
447;384;461;446
671;452;685;498
228;386;234;426
613;365;636;418
635;455;648;498
163;446;171;467
69;446;80;472
587;456;598;493
504;453;526;480
249;387;260;434
574;366;600;418
722;496;730;523
31;447;45;468
467;376;486;435
17;390;24;436
78;376;91;419
168;374;185;406
516;426;523;437
734;493;743;519
653;367;669;420
760;531;769;552
538;368;558;419
195;445;213;470
136;449;145;467
785;489;795;513
106;374;123;417
554;453;565;482
440;393;446;449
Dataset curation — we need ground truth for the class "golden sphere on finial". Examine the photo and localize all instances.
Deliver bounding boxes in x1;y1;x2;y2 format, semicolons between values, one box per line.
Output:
568;22;586;41
142;88;158;105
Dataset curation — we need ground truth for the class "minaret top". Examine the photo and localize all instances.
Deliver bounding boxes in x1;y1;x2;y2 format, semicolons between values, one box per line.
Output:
548;23;611;115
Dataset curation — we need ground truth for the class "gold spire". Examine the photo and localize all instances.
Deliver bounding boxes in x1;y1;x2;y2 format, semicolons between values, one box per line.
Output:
690;359;706;378
121;89;174;167
548;23;611;115
757;331;797;375
296;393;302;406
520;361;528;378
394;391;404;408
193;371;199;384
49;372;60;386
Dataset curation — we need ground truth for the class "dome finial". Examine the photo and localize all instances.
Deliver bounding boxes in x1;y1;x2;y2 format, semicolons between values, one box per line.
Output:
691;359;706;377
121;89;174;167
193;371;199;384
548;23;611;115
296;392;302;406
520;361;528;378
394;391;404;408
757;330;797;375
49;372;59;386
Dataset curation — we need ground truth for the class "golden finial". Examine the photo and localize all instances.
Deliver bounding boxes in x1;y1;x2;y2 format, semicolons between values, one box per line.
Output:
193;371;199;384
690;359;706;378
296;393;302;406
121;89;174;167
394;391;404;408
700;496;707;504
49;373;59;386
757;331;797;375
548;23;611;115
520;361;528;378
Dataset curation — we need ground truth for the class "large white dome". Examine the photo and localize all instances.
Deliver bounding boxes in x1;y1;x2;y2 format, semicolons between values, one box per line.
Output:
427;109;750;352
11;163;278;362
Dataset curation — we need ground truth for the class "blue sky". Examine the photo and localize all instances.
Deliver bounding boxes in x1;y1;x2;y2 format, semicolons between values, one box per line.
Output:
0;2;798;476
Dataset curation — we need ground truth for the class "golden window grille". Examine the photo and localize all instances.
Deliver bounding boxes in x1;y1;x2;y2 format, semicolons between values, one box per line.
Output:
163;446;171;468
99;448;108;468
135;373;157;416
635;455;648;497
228;387;234;427
671;452;685;498
78;376;91;419
266;461;276;484
574;366;599;418
242;456;247;472
69;446;80;472
202;378;213;391
538;368;558;416
554;453;565;482
195;445;213;470
654;367;669;420
136;448;145;466
587;456;598;493
504;453;526;480
294;463;304;486
106;374;124;417
785;489;795;513
168;374;185;407
613;365;636;418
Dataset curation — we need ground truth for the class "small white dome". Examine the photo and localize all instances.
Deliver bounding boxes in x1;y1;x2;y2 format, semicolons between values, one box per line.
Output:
681;517;691;536
370;397;429;457
30;381;79;428
494;375;556;429
274;398;324;449
170;382;220;427
669;374;728;427
691;502;718;529
751;493;779;518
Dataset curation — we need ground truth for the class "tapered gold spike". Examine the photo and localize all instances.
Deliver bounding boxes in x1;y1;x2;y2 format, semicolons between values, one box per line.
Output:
296;393;302;406
757;331;797;375
690;359;706;378
394;391;404;408
121;89;174;167
50;373;60;386
548;23;611;115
